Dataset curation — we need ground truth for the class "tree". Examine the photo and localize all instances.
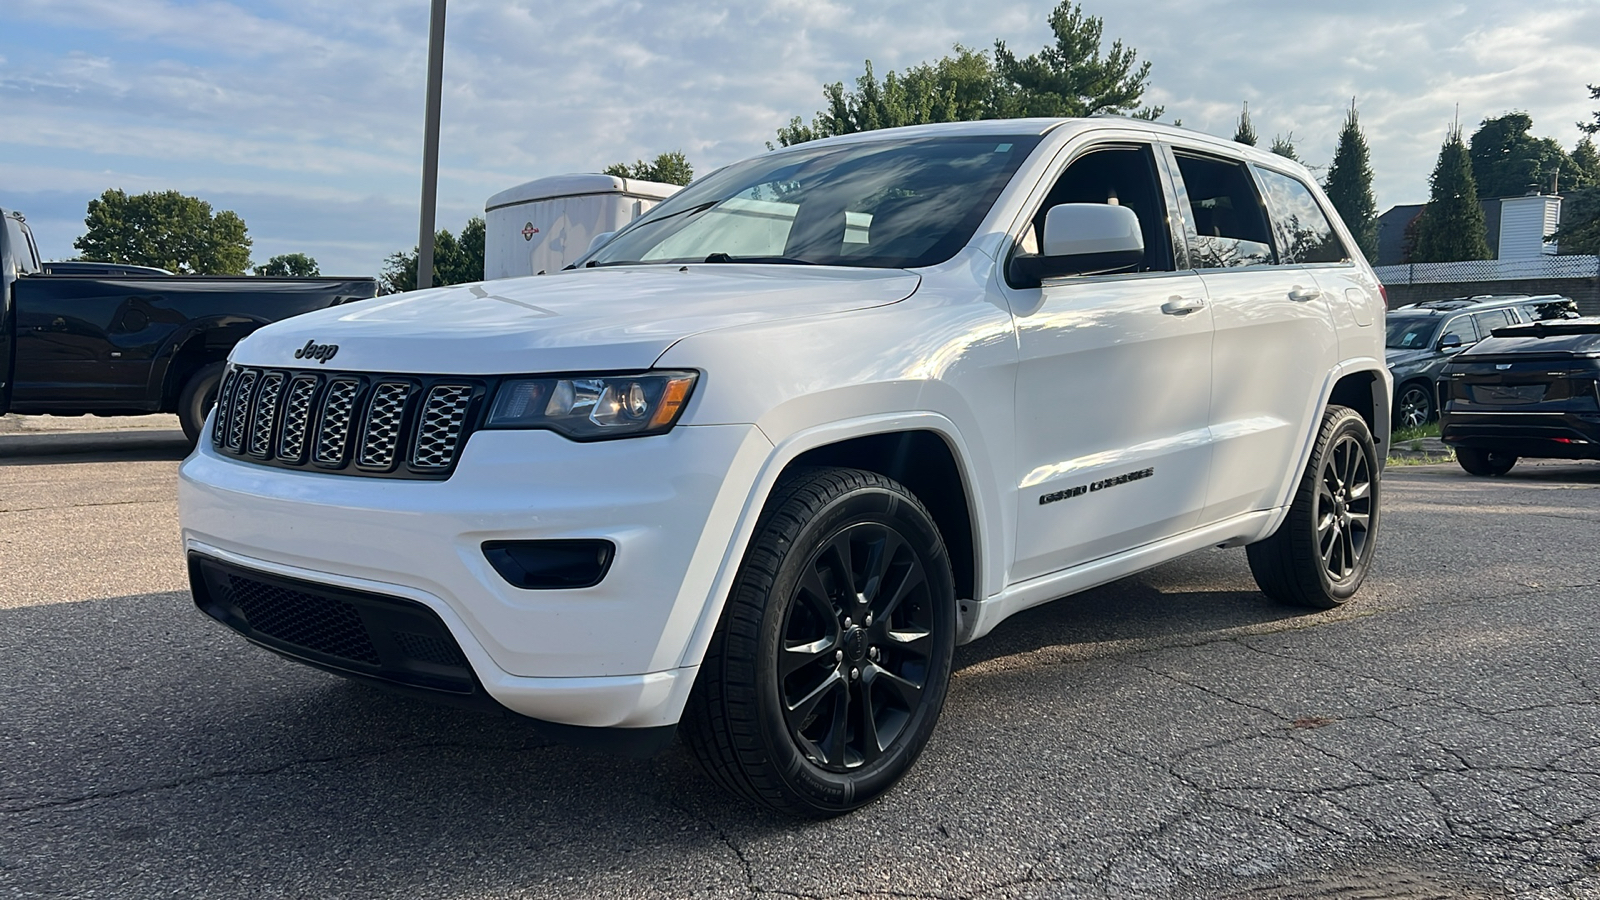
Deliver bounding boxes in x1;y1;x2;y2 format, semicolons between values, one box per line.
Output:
775;2;1158;147
604;151;694;186
1549;85;1600;254
1269;133;1298;161
1468;112;1570;197
73;189;252;275
1233;102;1257;146
254;253;319;277
1568;137;1600;190
1323;103;1379;260
379;217;485;294
1411;127;1491;263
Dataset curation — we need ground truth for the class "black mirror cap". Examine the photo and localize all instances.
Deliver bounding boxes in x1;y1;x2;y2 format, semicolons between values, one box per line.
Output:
483;539;616;589
1009;247;1145;288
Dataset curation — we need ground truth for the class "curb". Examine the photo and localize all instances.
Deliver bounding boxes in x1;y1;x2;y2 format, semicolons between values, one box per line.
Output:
0;430;192;458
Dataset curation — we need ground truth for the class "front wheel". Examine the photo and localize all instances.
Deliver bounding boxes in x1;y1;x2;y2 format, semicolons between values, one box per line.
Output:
1456;447;1517;477
176;362;226;444
1392;381;1434;430
1247;405;1380;609
682;467;957;817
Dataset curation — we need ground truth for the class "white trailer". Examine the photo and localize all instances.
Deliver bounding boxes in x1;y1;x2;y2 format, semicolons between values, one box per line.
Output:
484;174;680;280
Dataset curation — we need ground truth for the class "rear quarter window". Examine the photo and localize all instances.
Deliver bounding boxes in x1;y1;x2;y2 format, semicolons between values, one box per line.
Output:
1253;167;1349;264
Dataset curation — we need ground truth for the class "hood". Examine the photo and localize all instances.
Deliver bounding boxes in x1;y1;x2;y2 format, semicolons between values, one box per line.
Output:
230;264;921;374
1385;347;1436;369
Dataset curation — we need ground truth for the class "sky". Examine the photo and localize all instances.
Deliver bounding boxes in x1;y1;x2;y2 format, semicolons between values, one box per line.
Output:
1;0;1597;277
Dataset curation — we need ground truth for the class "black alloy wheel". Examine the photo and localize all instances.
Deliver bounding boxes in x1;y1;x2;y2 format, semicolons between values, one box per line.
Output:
1248;405;1381;609
1313;431;1375;584
682;467;956;817
1393;381;1434;430
779;521;936;772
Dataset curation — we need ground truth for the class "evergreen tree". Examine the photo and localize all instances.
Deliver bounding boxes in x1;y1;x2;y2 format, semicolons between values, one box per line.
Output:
1412;127;1491;263
1568;137;1600;189
1549;85;1600;254
775;3;1157;147
1233;102;1257;146
1468;112;1570;197
1269;134;1298;161
1323;102;1379;260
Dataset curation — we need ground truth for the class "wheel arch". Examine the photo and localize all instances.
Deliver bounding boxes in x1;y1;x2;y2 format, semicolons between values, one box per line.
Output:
152;315;268;410
675;414;992;672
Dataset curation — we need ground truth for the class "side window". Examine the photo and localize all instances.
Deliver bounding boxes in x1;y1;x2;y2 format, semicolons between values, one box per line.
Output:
1016;144;1175;273
1441;315;1479;346
1172;153;1275;269
1253;167;1349;264
1472;309;1512;336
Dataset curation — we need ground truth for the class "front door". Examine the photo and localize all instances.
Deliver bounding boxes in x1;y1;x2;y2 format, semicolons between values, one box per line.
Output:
1007;142;1215;583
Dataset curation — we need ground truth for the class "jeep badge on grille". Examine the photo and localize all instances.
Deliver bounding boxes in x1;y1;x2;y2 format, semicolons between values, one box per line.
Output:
294;340;339;364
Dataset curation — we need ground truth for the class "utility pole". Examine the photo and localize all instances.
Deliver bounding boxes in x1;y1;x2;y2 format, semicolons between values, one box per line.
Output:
416;0;447;290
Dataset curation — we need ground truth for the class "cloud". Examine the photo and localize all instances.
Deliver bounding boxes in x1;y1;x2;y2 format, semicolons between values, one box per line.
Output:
4;0;1597;277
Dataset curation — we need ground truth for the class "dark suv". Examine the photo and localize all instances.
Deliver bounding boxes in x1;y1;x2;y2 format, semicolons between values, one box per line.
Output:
1386;294;1580;428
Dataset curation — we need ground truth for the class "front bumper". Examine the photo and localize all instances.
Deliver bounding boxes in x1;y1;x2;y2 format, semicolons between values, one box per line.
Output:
179;422;774;728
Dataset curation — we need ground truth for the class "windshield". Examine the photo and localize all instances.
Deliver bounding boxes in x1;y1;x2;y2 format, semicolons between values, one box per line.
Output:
585;134;1043;270
1386;316;1440;350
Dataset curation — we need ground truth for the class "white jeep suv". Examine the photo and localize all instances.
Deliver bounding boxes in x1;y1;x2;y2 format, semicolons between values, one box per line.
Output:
180;118;1390;817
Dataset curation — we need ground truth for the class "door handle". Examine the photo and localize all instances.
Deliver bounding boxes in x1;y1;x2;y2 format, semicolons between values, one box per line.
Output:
1161;296;1206;315
1288;286;1322;302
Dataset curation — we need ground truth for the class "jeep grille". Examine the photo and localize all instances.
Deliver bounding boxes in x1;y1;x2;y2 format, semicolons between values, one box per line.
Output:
210;366;484;479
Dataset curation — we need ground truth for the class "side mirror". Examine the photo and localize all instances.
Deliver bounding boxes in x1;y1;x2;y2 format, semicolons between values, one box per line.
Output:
1010;203;1144;287
1439;335;1463;351
585;231;616;256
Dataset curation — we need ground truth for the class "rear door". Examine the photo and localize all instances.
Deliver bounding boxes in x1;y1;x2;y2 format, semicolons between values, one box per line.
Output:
1003;139;1214;581
1164;146;1341;523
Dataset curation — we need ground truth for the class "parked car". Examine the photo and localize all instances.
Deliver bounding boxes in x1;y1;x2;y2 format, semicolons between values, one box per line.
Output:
0;208;378;441
179;118;1390;816
1439;316;1600;475
1385;295;1580;429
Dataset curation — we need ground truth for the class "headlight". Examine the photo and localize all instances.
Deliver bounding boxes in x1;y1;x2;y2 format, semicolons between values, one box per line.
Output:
485;371;698;440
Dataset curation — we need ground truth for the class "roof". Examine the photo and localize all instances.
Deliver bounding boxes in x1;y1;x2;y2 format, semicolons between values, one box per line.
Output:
1391;294;1573;316
485;174;681;211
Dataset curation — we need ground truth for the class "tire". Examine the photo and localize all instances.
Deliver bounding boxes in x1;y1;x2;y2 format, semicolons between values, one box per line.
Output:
176;362;225;444
681;467;957;817
1247;405;1380;610
1456;447;1517;477
1392;380;1434;430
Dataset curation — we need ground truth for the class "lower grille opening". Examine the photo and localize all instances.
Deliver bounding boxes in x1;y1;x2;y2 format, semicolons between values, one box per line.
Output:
190;553;479;696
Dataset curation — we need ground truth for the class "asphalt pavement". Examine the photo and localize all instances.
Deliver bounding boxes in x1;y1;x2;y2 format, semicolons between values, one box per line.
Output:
3;436;1600;899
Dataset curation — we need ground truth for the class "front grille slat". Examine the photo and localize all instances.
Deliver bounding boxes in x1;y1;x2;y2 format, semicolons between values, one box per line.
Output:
314;379;361;465
413;385;474;469
214;367;481;479
225;369;259;452
277;376;320;462
358;382;412;469
248;372;286;457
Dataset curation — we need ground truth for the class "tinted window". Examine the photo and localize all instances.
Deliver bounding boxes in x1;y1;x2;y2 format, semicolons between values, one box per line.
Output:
1253;167;1348;264
1441;315;1479;345
1173;153;1275;269
1386;316;1440;350
588;135;1042;270
1016;144;1174;273
1473;309;1514;335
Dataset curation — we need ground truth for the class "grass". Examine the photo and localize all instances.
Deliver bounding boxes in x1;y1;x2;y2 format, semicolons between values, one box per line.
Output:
1391;420;1441;443
1387;419;1452;465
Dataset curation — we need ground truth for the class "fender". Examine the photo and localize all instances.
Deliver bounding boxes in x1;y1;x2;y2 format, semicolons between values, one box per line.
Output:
1255;357;1392;541
148;314;271;402
674;411;996;672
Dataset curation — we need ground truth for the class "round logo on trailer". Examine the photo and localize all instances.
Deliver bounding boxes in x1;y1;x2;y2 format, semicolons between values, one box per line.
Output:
521;222;540;241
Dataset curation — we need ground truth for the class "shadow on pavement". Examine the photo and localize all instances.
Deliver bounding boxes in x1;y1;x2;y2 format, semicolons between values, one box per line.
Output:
0;430;192;464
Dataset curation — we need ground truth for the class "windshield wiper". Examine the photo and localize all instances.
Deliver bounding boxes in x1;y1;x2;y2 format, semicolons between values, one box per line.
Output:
702;253;816;265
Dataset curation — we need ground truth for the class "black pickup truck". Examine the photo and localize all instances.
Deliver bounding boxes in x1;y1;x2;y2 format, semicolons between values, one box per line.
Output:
2;208;376;441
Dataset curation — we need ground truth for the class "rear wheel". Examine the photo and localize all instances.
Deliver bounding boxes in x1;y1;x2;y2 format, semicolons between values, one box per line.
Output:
1247;405;1380;609
682;467;957;817
1392;381;1434;430
176;362;225;444
1456;447;1517;477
